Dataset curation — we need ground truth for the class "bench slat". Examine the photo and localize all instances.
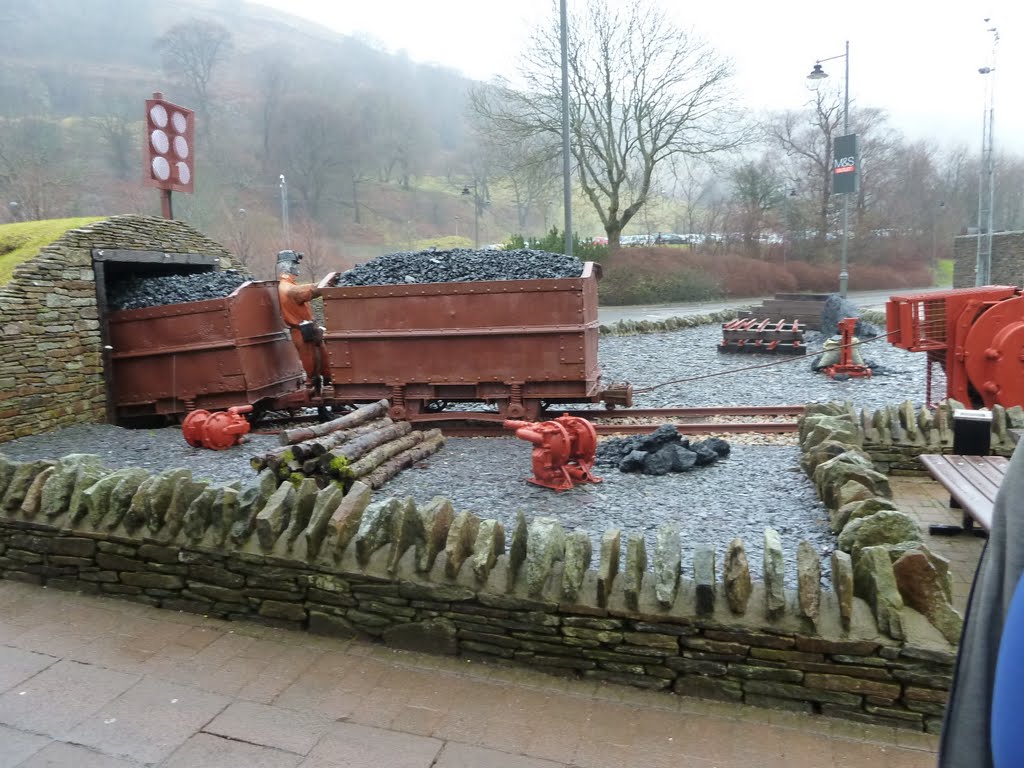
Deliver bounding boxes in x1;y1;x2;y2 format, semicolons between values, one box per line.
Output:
919;454;1006;531
963;454;1010;487
945;457;1002;502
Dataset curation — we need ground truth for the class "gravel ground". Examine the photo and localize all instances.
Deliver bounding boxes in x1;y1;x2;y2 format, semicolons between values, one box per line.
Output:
1;320;940;587
599;324;943;412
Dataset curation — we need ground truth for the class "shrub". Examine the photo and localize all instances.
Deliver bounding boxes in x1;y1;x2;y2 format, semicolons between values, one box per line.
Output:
507;228;609;263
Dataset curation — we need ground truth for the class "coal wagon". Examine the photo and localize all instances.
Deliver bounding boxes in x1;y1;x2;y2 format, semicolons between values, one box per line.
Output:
106;281;306;422
318;261;630;421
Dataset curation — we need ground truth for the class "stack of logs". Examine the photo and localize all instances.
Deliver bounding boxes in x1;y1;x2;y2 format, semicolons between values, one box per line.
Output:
250;400;444;490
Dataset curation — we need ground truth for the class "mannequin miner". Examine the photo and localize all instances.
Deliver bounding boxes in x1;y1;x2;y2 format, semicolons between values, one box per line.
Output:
276;250;326;389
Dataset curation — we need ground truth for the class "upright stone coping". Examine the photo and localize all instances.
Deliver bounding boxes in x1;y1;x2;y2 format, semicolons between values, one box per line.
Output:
0;449;957;731
0;215;241;443
798;401;963;655
848;400;1023;474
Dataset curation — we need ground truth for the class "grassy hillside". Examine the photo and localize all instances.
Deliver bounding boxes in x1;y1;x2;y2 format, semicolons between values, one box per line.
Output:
0;218;104;284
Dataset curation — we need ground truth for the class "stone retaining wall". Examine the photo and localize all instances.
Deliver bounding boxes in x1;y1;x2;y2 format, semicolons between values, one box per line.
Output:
599;310;738;335
953;230;1024;288
0;451;955;731
0;216;238;443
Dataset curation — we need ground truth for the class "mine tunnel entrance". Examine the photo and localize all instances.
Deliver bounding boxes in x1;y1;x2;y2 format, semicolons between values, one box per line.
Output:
92;248;220;424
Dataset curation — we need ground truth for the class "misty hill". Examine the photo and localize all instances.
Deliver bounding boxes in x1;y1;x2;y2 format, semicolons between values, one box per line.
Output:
0;0;531;275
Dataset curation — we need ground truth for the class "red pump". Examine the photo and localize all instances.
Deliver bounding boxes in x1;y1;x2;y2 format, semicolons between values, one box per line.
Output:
182;405;253;450
503;414;602;492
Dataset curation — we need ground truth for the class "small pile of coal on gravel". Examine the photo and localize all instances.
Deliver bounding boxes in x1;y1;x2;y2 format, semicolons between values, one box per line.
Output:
820;293;883;339
595;424;731;475
332;248;584;286
107;270;249;311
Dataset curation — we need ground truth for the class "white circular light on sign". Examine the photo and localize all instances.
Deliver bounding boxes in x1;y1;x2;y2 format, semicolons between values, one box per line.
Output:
173;136;189;159
176;162;191;184
149;104;168;128
151;156;170;181
172;111;187;133
150;130;169;154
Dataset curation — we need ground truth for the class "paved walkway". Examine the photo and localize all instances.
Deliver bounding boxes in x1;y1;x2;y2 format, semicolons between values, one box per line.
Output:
0;579;941;768
0;472;982;767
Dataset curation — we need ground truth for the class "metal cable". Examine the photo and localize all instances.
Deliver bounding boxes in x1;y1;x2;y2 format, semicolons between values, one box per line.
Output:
631;325;906;395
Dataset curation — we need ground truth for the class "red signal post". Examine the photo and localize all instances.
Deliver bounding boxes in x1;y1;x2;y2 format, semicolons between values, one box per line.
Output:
144;92;195;219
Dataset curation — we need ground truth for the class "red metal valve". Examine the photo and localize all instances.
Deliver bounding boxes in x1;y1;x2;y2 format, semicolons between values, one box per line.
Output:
504;414;602;492
182;405;253;450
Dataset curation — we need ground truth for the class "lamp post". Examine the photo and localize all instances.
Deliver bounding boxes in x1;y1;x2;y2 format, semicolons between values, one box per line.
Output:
807;40;851;298
976;21;998;287
462;182;480;249
278;174;291;249
783;189;798;266
559;0;573;256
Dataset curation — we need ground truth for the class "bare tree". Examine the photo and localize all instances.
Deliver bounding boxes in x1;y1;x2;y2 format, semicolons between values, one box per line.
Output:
274;96;350;220
257;55;290;172
764;87;842;248
157;18;232;121
95;112;135;179
729;155;782;253
471;0;743;249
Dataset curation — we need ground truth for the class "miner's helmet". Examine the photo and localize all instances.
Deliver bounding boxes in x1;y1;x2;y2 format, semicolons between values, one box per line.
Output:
276;249;303;277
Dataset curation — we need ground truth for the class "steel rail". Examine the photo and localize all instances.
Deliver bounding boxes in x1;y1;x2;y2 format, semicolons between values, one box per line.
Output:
432;420;799;438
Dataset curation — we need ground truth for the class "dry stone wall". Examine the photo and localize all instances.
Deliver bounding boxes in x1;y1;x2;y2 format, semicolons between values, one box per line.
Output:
798;403;964;651
953;230;1024;288
0;216;239;443
0;449;955;731
840;399;1023;474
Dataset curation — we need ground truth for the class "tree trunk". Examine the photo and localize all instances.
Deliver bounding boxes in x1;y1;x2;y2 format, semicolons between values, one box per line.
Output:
317;421;414;479
364;433;445;490
278;399;389;445
348;430;429;478
289;418;393;460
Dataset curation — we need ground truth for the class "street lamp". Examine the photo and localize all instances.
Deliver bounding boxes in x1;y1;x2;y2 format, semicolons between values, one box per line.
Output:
783;189;798;265
278;174;291;249
462;182;480;249
807;40;851;298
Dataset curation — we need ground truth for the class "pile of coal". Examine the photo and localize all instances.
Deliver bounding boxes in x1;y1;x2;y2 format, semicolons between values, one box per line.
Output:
594;424;731;476
820;293;882;339
333;248;584;286
107;270;249;311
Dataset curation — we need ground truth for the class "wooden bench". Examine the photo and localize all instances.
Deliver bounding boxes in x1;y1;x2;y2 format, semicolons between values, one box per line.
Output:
919;454;1010;533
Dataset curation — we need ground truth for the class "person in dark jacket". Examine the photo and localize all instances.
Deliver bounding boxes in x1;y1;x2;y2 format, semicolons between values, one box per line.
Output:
939;439;1024;767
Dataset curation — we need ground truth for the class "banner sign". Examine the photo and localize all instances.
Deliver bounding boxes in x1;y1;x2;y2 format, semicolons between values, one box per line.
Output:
833;133;858;195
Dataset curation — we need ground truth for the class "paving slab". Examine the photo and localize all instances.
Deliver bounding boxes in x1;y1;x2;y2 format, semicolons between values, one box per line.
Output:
203;700;333;755
0;723;49;768
66;677;231;764
15;741;143;768
0;659;138;737
298;721;444;768
162;732;302;768
0;646;57;693
434;742;563;768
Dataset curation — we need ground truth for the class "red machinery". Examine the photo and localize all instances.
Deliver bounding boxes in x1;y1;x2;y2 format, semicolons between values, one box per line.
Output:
822;317;872;380
182;405;253;450
887;286;1024;408
504;414;602;492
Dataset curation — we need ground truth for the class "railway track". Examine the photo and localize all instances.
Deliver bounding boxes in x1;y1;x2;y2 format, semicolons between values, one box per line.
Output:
407;405;805;437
